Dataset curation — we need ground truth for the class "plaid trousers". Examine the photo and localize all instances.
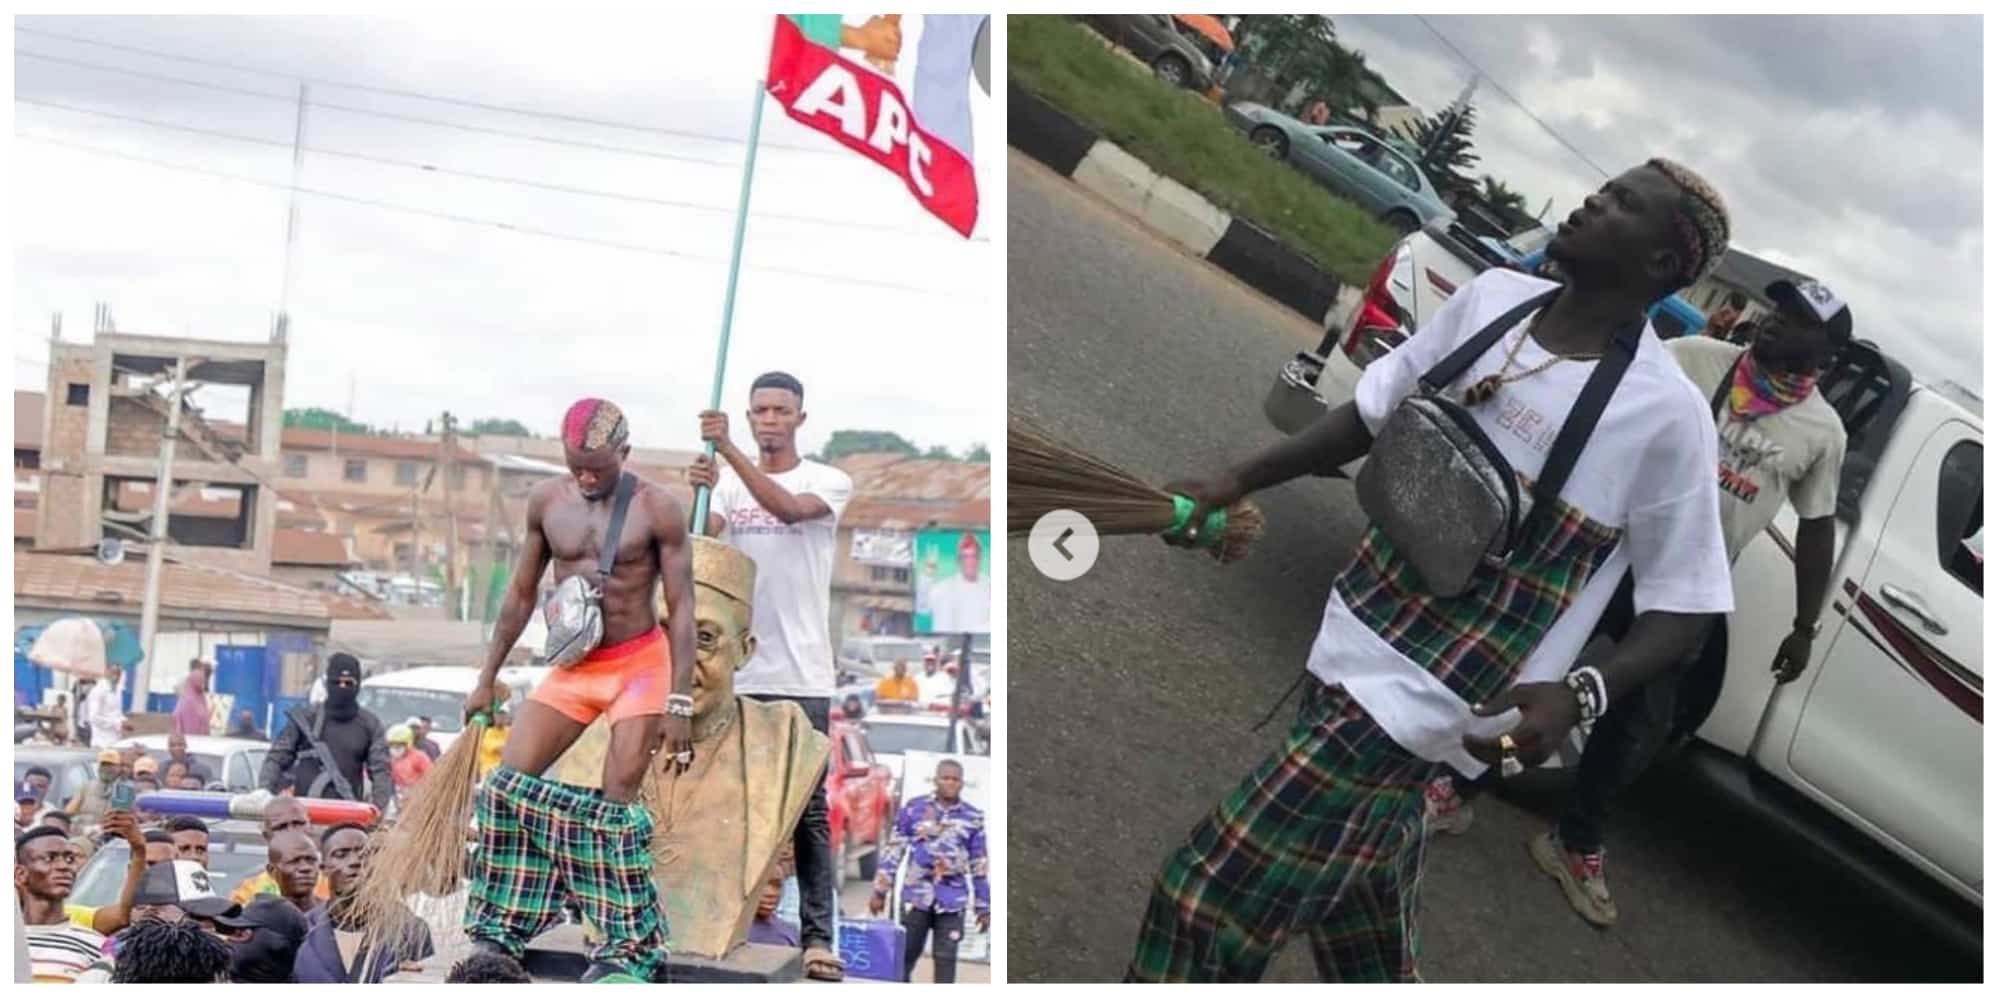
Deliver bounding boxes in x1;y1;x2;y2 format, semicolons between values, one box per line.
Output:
1128;682;1441;983
463;765;667;981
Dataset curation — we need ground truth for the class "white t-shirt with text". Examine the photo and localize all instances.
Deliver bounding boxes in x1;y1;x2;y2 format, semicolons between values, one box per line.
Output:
1663;337;1847;562
1321;269;1735;776
712;459;854;698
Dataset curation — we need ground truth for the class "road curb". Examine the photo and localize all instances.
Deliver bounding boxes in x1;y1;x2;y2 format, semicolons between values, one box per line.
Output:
1007;87;1343;325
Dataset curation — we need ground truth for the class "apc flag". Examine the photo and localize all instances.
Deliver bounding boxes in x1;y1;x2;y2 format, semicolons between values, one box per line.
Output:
767;15;983;237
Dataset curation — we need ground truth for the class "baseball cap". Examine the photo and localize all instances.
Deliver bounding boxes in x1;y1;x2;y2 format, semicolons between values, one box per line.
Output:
386;724;413;745
237;897;310;942
134;860;253;928
1767;278;1853;343
15;780;42;805
132;756;159;778
98;748;123;765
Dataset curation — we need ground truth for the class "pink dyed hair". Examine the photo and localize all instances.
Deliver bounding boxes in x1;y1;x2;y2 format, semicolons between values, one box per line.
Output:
561;398;629;451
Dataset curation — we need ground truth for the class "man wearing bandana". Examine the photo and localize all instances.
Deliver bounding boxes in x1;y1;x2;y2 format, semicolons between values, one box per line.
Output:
1528;277;1851;927
261;654;393;815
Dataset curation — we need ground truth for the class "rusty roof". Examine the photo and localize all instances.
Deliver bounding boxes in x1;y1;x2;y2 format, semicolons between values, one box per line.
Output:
844;497;988;530
834;453;990;503
281;428;483;462
273;528;358;567
16;391;44;451
14;550;389;624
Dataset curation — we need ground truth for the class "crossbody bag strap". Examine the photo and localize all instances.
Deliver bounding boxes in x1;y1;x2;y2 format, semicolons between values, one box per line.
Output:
1522;315;1646;537
597;472;638;579
1417;286;1563;394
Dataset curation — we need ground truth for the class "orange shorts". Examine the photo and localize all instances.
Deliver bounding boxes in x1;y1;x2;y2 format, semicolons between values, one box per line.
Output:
529;628;673;726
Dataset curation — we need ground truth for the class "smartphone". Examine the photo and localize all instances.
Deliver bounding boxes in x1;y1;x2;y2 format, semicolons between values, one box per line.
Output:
109;779;136;812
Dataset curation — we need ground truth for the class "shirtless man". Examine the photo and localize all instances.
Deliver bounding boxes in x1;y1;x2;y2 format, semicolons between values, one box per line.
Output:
461;398;697;983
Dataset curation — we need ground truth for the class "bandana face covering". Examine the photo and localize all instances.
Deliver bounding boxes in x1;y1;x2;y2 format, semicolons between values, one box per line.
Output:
1727;352;1817;420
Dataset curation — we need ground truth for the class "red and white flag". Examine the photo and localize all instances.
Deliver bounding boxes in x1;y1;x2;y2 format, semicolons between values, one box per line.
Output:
765;15;979;237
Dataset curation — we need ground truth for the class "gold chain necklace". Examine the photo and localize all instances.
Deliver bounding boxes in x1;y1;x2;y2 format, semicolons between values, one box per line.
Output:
1463;312;1603;406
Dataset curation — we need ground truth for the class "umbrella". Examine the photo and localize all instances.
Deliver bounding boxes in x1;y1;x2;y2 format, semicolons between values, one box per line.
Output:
29;617;108;679
1173;14;1234;52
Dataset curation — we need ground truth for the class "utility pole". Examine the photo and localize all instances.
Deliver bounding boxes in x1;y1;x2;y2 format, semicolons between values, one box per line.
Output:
275;83;309;342
438;411;461;619
479;465;503;630
134;356;190;709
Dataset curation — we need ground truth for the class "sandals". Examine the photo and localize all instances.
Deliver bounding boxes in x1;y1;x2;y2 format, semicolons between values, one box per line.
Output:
802;945;845;982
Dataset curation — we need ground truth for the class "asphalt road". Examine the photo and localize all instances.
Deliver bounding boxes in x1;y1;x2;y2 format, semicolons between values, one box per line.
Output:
1004;149;1980;984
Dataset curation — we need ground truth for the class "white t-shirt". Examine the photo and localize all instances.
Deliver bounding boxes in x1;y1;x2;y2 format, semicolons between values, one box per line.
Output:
712;459;854;698
1321;269;1735;777
1663;337;1847;562
81;681;125;748
926;574;992;634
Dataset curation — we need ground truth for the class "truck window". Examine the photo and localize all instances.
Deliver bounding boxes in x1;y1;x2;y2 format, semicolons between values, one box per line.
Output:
1937;441;1982;594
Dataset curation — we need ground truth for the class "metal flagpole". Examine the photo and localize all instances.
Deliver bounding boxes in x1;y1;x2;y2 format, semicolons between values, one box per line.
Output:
691;80;769;537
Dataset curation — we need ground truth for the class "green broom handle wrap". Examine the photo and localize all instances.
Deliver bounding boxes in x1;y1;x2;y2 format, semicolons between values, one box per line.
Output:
1165;494;1229;548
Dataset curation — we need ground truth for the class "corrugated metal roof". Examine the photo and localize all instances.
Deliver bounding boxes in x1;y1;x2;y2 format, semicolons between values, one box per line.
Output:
281;428;483;462
273;528;358;567
834;453;990;502
14;551;388;623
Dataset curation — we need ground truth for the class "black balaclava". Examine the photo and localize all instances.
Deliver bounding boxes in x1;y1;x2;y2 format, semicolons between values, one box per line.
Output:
324;653;362;723
228;898;309;983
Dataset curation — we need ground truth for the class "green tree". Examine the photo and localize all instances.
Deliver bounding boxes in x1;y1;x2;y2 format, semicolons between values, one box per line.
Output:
922;445;957;461
1479;174;1527;214
820;430;921;462
966;444;990;463
1395;102;1481;200
1234;15;1378;123
283;407;370;433
469;418;533;438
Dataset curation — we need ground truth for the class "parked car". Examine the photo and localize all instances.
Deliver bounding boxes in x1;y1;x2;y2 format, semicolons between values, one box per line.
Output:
116;735;269;793
825;718;896;885
1260;222;1985;952
356;665;548;757
1677;345;1982;953
858;707;988;796
12;745;100;811
1080;14;1215;90
1223;102;1454;234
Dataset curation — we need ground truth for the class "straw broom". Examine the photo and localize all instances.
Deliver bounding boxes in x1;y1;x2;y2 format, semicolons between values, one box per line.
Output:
1009;415;1265;563
351;680;510;967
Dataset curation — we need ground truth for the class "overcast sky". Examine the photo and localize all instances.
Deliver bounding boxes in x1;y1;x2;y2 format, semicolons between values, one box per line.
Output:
13;14;997;455
1329;14;1982;394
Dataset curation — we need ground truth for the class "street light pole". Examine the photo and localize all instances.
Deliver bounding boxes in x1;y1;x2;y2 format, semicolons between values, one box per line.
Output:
134;356;189;709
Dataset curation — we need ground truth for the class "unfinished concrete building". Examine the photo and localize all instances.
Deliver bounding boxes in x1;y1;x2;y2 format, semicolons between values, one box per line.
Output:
37;328;287;573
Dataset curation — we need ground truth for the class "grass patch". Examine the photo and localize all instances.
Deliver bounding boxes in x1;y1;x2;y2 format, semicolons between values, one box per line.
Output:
1009;15;1396;286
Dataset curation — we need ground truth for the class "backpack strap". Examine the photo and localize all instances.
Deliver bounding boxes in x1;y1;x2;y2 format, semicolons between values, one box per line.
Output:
1418;287;1563;394
597;473;638;579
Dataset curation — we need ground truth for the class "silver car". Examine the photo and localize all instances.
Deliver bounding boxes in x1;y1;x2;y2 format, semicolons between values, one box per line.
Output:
1224;102;1454;234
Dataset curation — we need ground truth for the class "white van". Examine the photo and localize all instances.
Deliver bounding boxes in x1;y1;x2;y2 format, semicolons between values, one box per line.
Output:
357;665;549;756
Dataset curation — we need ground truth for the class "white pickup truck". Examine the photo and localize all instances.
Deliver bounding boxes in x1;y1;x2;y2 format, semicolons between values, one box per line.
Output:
1265;223;1985;951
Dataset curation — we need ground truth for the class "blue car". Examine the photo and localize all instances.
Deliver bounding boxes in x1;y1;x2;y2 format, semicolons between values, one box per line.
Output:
1224;101;1454;234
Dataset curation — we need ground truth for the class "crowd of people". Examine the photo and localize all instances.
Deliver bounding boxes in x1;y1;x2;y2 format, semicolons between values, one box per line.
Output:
15;793;532;984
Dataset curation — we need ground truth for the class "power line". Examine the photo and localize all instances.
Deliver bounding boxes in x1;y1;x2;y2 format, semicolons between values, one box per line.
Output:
17;95;980;240
17;131;974;299
15;23;851;159
1410;15;1610;180
16;49;746;170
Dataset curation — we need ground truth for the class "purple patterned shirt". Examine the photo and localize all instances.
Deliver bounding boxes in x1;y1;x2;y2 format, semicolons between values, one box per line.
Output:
873;794;988;915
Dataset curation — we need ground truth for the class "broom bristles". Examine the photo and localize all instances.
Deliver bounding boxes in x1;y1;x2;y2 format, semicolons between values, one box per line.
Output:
353;717;489;963
1008;416;1265;563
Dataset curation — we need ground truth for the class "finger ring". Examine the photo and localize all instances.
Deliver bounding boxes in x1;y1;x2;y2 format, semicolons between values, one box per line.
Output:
1498;733;1517;756
674;751;693;763
1500;756;1525;778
